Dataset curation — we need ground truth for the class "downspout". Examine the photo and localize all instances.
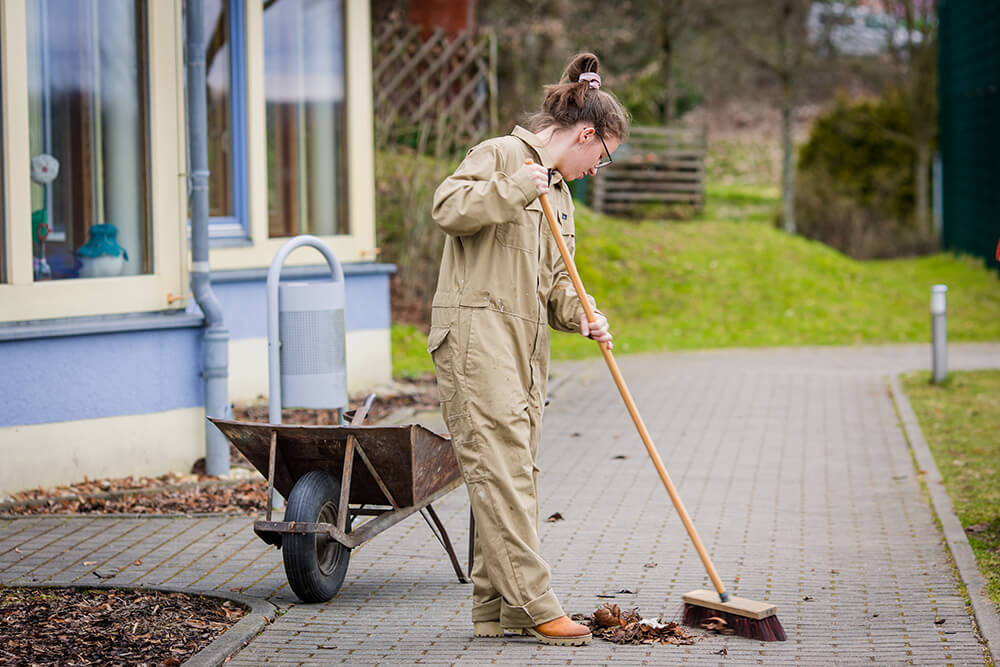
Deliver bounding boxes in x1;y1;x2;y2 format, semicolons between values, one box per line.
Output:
186;0;230;476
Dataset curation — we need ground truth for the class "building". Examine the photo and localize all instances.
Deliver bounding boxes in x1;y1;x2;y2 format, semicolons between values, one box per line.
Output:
0;0;393;494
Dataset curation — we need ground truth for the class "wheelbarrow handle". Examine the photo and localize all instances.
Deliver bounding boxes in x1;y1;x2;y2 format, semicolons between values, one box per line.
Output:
528;159;729;599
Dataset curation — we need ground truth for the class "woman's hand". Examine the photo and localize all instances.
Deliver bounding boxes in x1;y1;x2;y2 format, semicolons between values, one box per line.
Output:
581;313;613;350
516;162;550;194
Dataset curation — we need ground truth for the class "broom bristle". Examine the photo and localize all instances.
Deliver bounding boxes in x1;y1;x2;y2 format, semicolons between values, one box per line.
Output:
682;603;786;641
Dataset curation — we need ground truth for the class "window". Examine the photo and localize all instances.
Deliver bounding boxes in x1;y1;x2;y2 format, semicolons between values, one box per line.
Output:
26;0;151;281
263;0;348;238
193;0;248;238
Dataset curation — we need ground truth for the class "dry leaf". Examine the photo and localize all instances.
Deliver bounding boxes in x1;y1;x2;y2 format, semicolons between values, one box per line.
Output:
545;512;564;522
594;603;621;627
934;618;946;625
701;616;729;632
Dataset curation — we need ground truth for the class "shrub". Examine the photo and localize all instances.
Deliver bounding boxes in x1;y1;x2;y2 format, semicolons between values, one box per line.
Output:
795;93;935;258
375;150;458;325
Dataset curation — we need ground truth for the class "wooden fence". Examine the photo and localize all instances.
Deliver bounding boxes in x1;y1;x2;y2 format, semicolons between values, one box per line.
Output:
591;126;707;217
372;18;498;157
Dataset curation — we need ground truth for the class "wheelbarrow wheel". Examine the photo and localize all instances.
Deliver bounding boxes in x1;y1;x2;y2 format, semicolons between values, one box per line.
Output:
282;470;351;603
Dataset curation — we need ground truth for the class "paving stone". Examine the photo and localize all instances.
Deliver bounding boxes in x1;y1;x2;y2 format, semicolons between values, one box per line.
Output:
2;344;997;665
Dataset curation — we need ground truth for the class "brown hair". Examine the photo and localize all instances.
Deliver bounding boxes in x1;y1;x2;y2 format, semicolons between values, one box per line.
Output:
524;53;630;141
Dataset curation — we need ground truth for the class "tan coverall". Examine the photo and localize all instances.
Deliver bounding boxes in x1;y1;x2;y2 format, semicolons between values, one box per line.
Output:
427;126;599;628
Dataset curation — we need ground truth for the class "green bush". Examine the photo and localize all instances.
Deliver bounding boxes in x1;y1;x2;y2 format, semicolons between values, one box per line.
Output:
795;93;935;258
375;149;458;322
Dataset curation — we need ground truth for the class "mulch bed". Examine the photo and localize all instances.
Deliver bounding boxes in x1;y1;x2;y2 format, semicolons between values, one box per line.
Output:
0;586;246;666
0;476;267;517
1;378;442;518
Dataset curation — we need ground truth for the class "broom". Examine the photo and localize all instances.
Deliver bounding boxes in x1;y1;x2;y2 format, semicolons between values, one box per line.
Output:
532;163;785;641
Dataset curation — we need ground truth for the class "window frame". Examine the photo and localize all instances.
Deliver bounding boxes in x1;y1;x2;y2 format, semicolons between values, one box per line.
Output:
0;0;379;318
207;0;375;272
0;0;187;322
196;0;250;240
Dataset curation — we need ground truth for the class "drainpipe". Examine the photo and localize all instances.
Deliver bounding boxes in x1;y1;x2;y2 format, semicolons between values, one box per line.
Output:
186;0;230;476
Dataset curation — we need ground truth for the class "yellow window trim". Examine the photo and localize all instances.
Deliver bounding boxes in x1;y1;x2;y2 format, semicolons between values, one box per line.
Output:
0;0;186;322
0;0;377;321
214;0;375;271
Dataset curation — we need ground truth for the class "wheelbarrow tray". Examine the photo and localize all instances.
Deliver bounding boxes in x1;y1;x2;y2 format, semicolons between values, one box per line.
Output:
209;418;461;507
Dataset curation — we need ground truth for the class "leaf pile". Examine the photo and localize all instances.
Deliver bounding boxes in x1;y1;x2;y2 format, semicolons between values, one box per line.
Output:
2;480;267;517
0;586;246;666
235;376;441;427
8;472;201;503
573;603;699;645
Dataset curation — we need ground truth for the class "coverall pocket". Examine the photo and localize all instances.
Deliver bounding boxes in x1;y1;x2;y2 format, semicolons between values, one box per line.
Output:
560;230;575;255
496;201;541;253
427;326;457;402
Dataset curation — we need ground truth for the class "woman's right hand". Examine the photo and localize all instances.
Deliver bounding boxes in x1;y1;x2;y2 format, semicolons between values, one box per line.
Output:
516;162;549;195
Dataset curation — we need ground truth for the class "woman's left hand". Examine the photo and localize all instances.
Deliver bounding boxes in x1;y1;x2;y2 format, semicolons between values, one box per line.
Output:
581;313;613;350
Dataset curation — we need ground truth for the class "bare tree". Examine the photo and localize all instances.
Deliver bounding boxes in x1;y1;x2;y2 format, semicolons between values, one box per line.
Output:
881;0;938;236
704;0;815;234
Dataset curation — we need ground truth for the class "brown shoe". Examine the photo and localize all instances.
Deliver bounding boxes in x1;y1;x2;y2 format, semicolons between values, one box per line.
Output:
523;616;592;646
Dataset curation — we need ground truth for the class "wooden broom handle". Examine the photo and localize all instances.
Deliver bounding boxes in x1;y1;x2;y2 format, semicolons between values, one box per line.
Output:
529;161;728;598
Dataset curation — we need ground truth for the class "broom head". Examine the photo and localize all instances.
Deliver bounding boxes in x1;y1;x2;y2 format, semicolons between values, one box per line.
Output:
682;589;786;642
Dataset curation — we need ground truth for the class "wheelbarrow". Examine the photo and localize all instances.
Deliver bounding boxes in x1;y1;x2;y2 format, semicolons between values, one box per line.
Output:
209;395;470;602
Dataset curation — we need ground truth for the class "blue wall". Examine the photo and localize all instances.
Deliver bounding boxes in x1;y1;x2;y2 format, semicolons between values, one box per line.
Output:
0;264;394;428
0;326;203;428
212;267;392;340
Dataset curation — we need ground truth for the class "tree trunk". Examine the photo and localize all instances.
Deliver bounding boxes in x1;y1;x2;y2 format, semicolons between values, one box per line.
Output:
660;23;675;125
781;76;796;234
915;141;931;237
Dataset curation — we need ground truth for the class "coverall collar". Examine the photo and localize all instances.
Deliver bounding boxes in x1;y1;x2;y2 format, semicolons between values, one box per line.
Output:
510;125;564;186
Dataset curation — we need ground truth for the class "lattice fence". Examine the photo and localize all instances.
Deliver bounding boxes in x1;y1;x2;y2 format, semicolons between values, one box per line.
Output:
372;19;498;157
591;126;707;217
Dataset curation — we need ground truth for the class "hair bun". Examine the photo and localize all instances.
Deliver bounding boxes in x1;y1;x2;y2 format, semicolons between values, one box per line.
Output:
560;52;600;85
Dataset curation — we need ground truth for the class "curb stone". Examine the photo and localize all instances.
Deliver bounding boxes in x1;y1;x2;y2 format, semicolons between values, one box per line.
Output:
889;373;1000;666
181;588;277;667
1;581;277;667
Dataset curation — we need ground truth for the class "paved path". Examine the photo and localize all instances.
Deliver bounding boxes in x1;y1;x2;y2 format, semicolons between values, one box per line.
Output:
2;343;997;665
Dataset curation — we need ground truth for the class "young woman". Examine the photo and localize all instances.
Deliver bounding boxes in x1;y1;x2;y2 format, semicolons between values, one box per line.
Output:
428;52;629;646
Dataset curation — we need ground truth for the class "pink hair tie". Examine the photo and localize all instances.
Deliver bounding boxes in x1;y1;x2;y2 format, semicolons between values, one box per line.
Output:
578;72;601;89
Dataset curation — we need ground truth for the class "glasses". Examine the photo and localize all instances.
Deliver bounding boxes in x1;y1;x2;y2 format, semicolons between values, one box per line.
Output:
595;133;614;170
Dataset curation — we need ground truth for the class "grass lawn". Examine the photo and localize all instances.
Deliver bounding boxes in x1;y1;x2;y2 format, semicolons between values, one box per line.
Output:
901;371;1000;611
392;187;1000;377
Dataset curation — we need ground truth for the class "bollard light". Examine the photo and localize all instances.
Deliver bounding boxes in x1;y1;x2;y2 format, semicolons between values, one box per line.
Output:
931;285;948;383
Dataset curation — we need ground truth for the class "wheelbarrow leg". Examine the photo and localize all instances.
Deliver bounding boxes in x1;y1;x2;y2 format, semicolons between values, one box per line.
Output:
422;504;470;584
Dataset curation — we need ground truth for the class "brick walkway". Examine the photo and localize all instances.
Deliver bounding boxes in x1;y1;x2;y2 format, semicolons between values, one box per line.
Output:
2;344;997;665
